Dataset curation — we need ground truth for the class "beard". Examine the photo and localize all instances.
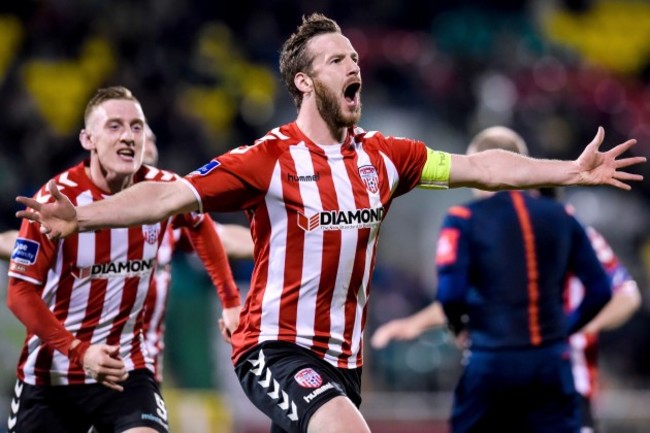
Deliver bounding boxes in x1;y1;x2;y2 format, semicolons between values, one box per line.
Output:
313;78;361;135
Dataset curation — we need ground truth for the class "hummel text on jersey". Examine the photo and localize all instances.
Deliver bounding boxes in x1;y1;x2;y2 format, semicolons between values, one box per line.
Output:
74;259;156;279
287;172;320;182
297;207;384;232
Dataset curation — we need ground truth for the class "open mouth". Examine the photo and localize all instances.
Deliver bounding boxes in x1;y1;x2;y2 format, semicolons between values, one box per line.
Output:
117;148;135;159
344;82;361;103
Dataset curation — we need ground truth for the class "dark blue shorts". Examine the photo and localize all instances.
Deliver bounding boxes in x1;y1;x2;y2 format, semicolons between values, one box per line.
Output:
7;369;168;433
235;341;362;433
451;342;580;433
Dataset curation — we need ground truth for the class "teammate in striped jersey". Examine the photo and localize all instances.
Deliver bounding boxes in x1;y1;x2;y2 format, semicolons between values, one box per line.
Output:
16;14;645;433
6;86;241;433
562;220;641;433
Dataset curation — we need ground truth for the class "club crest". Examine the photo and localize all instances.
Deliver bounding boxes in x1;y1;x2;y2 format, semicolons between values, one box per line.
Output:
358;165;379;194
294;368;323;388
142;225;159;245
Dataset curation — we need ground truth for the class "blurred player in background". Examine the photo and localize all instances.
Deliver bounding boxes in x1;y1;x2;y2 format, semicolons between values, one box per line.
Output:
371;194;640;433
543;188;641;433
415;126;611;433
15;14;645;433
5;86;241;433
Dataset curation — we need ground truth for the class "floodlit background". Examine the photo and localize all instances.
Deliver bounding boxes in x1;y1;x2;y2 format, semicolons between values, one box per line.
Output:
0;1;649;432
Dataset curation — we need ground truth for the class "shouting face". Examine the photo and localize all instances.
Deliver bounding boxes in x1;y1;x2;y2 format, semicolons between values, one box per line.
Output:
306;32;362;130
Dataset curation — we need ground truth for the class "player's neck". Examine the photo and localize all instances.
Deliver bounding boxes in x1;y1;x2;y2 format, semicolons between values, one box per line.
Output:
85;162;134;195
296;107;346;146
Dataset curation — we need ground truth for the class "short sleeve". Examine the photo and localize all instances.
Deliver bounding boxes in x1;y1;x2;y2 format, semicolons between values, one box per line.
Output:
183;142;280;213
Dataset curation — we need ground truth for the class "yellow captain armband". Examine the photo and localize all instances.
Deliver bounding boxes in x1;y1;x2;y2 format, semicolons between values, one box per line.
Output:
419;148;451;189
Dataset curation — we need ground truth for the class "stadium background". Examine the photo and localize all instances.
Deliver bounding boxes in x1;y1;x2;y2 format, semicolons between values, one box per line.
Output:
0;0;649;431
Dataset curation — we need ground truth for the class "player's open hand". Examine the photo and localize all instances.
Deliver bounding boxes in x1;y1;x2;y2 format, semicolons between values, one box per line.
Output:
575;127;646;190
16;180;78;241
218;305;242;344
82;344;129;392
370;319;420;349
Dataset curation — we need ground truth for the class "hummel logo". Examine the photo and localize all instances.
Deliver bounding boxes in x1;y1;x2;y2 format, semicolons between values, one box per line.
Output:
8;415;16;430
14;381;23;397
249;350;298;422
10;399;19;414
287;173;320;182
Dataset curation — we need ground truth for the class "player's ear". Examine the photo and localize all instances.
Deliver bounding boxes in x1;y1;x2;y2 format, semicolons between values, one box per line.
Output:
79;129;94;151
294;72;312;94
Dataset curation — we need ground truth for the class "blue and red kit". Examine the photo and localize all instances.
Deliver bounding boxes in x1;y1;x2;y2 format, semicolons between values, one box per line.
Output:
435;190;611;433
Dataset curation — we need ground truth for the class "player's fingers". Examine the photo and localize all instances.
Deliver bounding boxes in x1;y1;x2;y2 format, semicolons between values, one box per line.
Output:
99;379;125;392
47;180;63;199
370;330;389;349
614;155;646;169
607;179;632;191
101;356;126;370
585;126;605;152
614;171;644;182
219;319;233;344
16;196;42;211
607;138;637;157
101;369;129;382
16;208;42;223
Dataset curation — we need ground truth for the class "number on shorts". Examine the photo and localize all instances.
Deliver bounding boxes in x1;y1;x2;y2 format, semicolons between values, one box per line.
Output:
154;392;168;421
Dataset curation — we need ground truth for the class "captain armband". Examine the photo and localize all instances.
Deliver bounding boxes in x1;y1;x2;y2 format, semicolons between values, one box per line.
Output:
418;148;451;189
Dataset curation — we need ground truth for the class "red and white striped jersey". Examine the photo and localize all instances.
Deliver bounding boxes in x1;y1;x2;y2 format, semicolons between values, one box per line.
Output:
183;122;429;368
142;220;240;383
8;160;197;386
142;226;179;383
565;226;638;398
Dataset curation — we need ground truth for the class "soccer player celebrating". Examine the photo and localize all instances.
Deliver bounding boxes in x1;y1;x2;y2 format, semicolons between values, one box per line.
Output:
16;14;645;433
6;87;240;433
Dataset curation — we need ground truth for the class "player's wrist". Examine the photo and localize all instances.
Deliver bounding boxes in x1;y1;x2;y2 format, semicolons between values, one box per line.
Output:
68;339;90;368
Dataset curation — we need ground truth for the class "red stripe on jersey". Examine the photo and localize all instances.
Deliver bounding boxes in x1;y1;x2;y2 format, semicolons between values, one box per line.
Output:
309;147;339;355
67;229;110;384
232;203;272;355
277;152;306;343
106;227;145;361
336;150;374;366
511;192;542;346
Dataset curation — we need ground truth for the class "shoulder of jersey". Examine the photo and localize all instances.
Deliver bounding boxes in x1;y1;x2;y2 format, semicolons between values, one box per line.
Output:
142;165;181;182
34;165;84;204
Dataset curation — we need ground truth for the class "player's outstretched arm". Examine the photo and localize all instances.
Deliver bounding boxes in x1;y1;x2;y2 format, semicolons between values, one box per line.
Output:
450;127;645;190
583;281;641;334
16;179;199;240
371;302;446;349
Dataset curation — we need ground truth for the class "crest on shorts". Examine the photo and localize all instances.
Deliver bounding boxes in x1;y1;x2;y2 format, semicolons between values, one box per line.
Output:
294;368;323;388
142;225;159;245
358;165;379;194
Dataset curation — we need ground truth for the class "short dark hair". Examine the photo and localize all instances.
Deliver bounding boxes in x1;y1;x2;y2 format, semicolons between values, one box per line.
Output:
84;86;140;125
279;13;341;109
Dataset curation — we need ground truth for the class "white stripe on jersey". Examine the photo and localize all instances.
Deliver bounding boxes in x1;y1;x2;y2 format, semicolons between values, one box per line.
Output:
570;333;591;395
319;144;358;363
259;161;286;343
291;142;320;349
348;144;386;367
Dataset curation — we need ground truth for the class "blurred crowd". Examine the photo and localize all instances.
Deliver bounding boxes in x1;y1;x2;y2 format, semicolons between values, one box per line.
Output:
1;0;649;397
